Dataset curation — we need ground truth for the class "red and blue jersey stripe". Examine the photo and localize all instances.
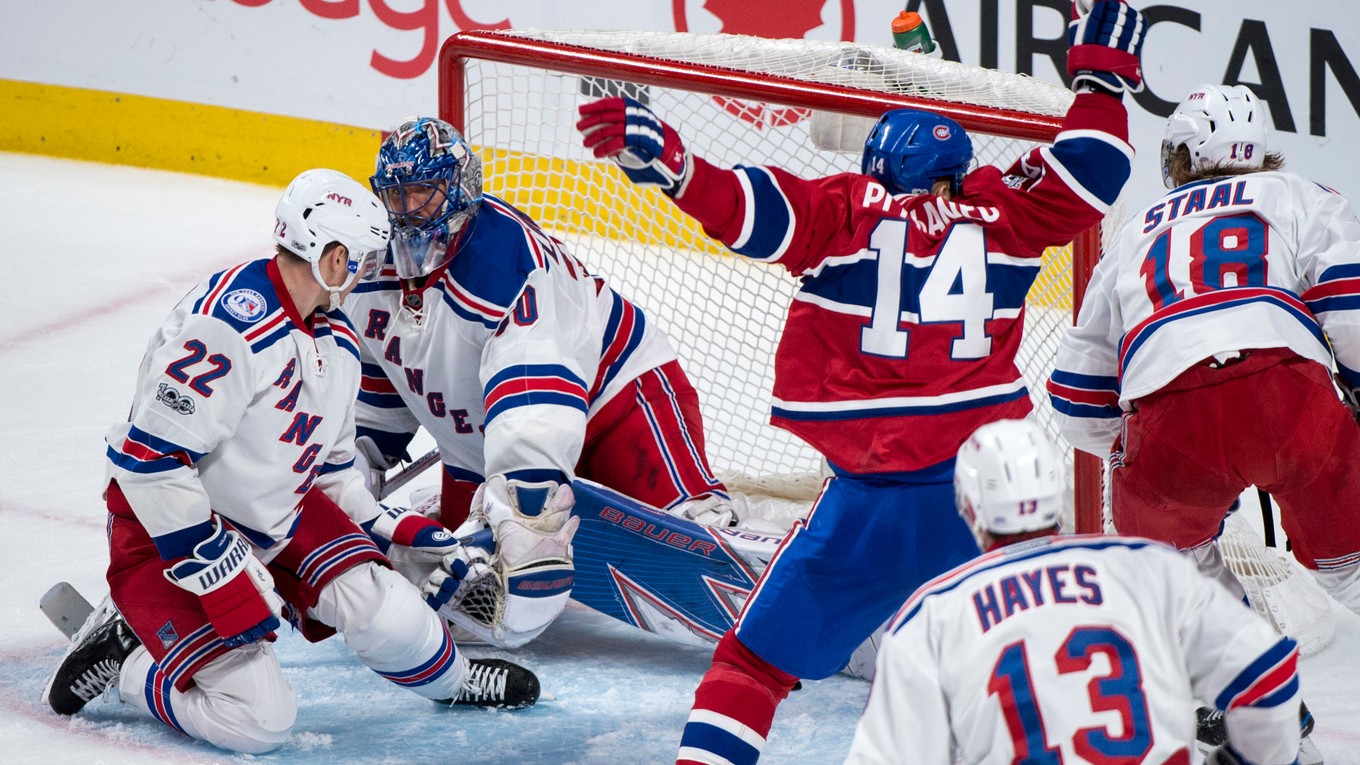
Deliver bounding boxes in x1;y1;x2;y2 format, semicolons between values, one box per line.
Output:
1047;369;1121;420
1118;287;1326;380
107;425;204;475
1213;637;1300;711
483;364;589;424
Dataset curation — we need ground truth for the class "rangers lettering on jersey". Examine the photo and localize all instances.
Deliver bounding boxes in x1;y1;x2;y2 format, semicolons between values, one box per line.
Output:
106;258;378;557
347;195;679;485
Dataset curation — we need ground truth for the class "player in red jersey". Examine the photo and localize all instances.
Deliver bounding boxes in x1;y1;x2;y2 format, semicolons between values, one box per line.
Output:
577;2;1146;762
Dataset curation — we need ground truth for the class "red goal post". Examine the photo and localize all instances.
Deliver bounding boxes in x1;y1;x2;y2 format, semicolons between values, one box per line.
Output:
438;29;1106;532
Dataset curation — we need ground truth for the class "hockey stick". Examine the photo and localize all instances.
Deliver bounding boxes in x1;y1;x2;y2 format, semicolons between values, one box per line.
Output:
1257;488;1277;548
40;582;95;640
379;448;441;501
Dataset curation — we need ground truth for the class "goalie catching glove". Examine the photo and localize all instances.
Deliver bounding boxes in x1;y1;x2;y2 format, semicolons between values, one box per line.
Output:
1067;0;1146;94
164;517;283;647
577;97;694;198
447;476;580;648
361;504;495;612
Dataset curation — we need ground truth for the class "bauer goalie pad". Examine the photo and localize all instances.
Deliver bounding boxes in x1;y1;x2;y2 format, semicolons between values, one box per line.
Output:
569;480;880;678
568;479;781;646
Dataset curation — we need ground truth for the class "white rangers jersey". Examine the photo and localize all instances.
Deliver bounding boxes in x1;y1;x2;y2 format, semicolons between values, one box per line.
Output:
1049;171;1360;455
846;535;1301;765
346;195;677;485
106;258;379;560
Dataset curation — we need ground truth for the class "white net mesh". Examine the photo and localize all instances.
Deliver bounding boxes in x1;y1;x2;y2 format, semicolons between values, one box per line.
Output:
449;29;1086;499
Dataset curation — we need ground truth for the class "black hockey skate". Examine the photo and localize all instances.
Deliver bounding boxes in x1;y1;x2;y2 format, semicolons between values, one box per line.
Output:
445;658;540;709
43;598;141;715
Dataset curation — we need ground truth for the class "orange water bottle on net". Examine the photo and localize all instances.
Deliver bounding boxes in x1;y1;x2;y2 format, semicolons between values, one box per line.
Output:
891;11;937;55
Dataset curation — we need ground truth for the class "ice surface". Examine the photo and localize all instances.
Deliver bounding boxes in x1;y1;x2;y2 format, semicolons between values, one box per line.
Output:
1;152;1356;763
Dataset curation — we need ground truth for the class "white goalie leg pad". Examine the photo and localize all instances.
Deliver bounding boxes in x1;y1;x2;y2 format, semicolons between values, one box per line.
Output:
312;563;467;700
119;642;296;754
1309;559;1360;615
728;491;813;536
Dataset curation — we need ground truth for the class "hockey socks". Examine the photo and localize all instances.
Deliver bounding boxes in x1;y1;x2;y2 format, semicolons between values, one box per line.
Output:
676;632;798;765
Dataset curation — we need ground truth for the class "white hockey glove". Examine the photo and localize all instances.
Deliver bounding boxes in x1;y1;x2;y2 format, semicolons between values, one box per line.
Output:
668;494;738;528
577;97;694;198
464;476;580;647
362;504;497;612
1067;0;1145;94
354;435;400;500
164;517;283;647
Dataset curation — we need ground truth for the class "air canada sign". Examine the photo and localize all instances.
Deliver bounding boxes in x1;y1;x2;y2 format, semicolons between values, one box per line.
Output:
674;0;857;128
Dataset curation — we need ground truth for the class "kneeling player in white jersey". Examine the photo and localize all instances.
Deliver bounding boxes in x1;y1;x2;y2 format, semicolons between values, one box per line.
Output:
1047;83;1360;616
348;117;736;647
846;420;1306;765
43;169;538;755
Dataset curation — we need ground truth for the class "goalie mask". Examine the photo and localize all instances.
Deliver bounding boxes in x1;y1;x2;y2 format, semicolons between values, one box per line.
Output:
954;419;1064;545
862;109;973;196
371;116;484;280
274;169;390;307
1161;84;1268;189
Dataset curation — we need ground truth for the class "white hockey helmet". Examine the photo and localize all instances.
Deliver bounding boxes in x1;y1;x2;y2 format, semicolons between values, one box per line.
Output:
954;419;1064;544
1161;84;1268;189
274;169;392;305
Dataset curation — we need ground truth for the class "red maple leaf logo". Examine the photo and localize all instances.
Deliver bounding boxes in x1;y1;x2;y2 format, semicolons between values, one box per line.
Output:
673;0;855;130
703;0;827;39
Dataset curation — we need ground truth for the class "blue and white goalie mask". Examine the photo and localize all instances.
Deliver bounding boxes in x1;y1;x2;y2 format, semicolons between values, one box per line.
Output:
371;116;484;280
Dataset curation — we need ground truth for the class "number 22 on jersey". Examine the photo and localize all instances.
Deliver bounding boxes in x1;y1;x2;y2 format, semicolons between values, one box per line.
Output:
860;220;995;360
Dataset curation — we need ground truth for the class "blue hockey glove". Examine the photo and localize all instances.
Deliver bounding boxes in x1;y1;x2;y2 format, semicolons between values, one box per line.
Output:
421;533;496;612
577;97;694;197
1067;0;1146;93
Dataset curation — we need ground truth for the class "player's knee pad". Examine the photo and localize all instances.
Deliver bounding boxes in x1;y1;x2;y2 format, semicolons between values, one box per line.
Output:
128;643;296;755
315;563;466;699
195;644;296;753
315;563;428;654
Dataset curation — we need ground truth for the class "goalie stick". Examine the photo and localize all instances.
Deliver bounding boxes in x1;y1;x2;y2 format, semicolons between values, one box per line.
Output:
380;448;441;501
40;582;95;641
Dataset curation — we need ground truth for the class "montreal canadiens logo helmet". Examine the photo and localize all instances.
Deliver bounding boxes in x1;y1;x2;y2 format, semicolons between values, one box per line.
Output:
933;125;952;140
223;288;268;323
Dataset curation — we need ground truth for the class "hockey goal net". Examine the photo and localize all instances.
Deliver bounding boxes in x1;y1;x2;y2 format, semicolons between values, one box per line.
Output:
439;28;1102;519
438;29;1332;652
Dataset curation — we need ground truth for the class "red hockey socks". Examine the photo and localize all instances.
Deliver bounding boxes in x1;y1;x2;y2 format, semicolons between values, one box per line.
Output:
676;632;799;765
